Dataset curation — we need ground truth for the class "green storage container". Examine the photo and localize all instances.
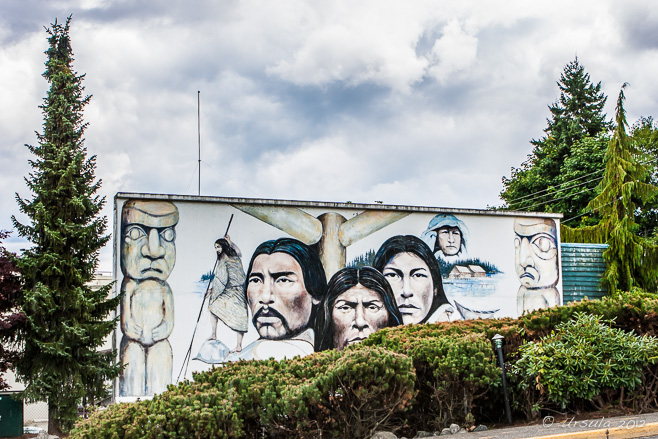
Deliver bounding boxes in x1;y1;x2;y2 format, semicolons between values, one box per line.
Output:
561;243;607;303
0;392;23;438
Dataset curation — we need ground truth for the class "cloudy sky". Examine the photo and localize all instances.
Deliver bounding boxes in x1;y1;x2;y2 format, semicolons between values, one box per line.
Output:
1;0;657;270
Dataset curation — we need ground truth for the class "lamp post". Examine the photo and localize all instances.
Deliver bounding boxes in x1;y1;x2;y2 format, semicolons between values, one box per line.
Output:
492;334;512;425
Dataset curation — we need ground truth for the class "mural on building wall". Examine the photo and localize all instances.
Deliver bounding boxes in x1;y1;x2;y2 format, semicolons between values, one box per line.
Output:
514;217;560;315
372;235;458;324
222;237;327;362
421;214;469;262
232;204;409;280
419;214;501;318
315;267;403;351
194;232;249;364
119;200;178;397
114;196;563;398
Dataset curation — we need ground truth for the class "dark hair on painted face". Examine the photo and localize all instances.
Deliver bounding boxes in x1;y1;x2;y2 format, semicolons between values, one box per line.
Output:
245;237;327;304
314;266;403;352
214;238;238;258
372;235;448;324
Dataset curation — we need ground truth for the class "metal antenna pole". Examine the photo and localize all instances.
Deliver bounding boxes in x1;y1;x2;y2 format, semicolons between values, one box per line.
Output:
198;90;201;196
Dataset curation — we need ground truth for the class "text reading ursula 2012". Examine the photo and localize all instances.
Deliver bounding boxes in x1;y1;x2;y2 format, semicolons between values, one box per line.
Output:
543;416;646;429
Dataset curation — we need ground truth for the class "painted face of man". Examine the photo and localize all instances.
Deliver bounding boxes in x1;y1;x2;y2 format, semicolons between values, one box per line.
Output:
382;252;434;325
514;218;559;289
436;226;462;256
247;252;319;339
121;201;178;281
331;284;389;350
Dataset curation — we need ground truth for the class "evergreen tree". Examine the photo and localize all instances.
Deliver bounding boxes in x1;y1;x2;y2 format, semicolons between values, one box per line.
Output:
11;17;120;435
544;58;609;146
0;231;26;390
501;58;610;223
347;249;376;268
552;135;608;225
562;86;658;294
630;116;658;238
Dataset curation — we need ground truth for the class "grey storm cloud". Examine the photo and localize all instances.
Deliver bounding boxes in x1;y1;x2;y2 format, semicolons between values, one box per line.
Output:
1;0;657;269
619;9;658;50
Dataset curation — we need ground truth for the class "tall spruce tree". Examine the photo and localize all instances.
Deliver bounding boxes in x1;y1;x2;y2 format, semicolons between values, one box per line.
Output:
500;58;610;223
11;17;120;435
561;86;658;294
543;58;609;146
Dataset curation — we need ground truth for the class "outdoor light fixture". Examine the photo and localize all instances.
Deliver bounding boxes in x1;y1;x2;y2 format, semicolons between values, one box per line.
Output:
492;333;504;349
492;334;513;425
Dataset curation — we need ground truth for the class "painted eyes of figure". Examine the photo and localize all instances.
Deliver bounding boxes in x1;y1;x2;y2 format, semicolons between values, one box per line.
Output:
124;226;175;242
125;225;146;241
383;270;428;281
248;276;262;285
531;235;557;259
247;275;295;285
366;302;384;312
514;235;557;259
383;271;403;284
334;302;384;313
532;236;555;252
160;228;175;242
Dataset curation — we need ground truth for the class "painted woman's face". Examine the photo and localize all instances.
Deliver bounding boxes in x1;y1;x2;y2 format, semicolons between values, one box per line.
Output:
381;252;434;325
331;284;389;350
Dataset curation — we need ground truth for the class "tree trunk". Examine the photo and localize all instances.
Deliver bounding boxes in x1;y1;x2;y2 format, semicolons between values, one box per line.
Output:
48;401;64;437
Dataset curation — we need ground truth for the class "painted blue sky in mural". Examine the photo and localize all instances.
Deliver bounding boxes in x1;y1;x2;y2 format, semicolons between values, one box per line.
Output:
2;0;657;272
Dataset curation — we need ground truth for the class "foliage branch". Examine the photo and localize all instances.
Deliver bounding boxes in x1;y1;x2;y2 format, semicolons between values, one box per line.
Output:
0;231;26;390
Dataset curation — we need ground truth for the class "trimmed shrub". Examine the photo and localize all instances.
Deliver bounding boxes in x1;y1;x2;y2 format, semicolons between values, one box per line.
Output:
360;326;501;432
70;346;415;439
513;312;658;417
71;288;658;437
520;289;658;339
268;346;415;438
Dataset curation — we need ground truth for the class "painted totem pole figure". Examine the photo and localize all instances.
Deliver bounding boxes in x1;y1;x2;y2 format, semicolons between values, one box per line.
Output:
119;200;179;397
514;217;560;315
231;204;409;280
224;238;327;362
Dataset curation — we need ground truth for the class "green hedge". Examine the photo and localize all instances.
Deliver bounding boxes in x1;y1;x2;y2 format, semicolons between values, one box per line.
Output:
71;289;658;438
360;327;501;432
513;312;658;417
71;346;415;439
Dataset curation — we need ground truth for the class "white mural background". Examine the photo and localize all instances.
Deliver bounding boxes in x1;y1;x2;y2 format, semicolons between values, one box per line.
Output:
113;194;562;400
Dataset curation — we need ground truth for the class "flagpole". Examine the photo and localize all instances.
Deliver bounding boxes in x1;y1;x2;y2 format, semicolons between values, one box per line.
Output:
198;90;201;196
